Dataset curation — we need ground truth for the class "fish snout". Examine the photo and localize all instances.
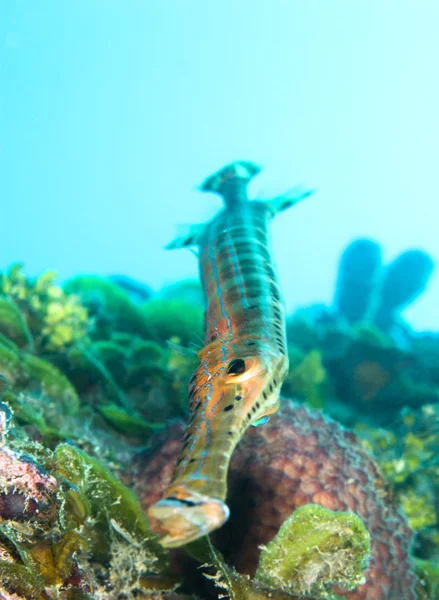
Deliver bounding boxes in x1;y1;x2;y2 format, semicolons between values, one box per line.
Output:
148;493;230;548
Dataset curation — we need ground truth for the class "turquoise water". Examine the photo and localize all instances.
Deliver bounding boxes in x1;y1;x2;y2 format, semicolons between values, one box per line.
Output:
1;1;438;330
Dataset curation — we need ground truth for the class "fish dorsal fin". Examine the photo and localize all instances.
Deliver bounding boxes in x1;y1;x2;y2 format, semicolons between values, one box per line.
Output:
265;186;315;216
165;223;207;250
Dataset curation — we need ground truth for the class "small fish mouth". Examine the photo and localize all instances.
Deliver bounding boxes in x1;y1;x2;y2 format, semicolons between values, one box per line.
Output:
148;494;230;548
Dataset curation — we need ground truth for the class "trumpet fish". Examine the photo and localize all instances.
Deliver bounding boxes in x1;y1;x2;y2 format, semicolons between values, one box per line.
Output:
149;161;313;547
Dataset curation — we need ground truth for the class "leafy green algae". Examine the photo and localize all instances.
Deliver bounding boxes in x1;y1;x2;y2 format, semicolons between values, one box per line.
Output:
0;296;34;350
0;561;45;599
54;443;179;597
1;264;90;353
98;403;163;436
255;505;370;598
185;536;303;600
415;557;439;600
142;298;203;346
0;417;177;598
64;275;154;340
182;505;370;599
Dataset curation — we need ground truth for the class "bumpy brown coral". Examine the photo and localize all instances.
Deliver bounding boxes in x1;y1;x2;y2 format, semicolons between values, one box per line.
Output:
134;401;418;600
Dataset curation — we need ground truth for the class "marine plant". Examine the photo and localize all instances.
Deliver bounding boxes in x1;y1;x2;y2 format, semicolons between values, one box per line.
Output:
0;400;177;599
0;264;90;353
63;275;154;340
357;403;439;563
184;504;370;600
254;504;370;598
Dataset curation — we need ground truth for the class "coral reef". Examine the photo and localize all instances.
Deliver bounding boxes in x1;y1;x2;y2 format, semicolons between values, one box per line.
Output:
0;400;177;599
357;403;439;566
0;263;437;598
0;267;202;451
286;309;439;425
134;403;418;599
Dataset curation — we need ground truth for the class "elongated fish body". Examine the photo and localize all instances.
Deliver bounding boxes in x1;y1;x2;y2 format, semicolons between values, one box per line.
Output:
149;162;312;547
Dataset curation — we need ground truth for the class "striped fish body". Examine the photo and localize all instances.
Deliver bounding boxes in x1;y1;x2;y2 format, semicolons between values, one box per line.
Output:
149;162;312;547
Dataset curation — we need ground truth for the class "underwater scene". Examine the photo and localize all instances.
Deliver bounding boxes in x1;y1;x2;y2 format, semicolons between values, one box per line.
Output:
1;3;439;600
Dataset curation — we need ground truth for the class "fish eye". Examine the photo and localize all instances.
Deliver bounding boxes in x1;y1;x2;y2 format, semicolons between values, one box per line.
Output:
226;359;246;375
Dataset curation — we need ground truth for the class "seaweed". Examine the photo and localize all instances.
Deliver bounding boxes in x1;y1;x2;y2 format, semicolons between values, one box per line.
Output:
255;505;370;598
183;504;370;600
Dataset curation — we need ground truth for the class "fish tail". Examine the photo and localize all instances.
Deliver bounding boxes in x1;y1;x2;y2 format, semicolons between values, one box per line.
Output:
200;161;261;207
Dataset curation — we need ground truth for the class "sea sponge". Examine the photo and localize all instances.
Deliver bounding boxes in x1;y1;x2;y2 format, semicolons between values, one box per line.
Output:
334;239;382;325
373;249;434;334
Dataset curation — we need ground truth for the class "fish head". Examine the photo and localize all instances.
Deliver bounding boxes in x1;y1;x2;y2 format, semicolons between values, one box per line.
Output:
194;339;288;422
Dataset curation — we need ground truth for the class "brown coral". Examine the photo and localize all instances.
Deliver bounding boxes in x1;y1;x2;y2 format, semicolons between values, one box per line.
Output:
134;401;418;600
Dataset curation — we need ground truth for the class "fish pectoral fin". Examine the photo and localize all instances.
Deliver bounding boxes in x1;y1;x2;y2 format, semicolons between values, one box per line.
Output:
166;339;200;356
266;186;316;216
165;223;207;250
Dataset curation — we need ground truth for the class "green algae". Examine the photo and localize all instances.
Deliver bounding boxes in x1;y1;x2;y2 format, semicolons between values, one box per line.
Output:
185;536;311;600
415;557;439;600
55;443;168;566
1;264;90;353
0;337;22;384
23;354;80;414
358;403;439;546
66;344;131;410
0;337;80;432
142;298;203;346
284;351;326;410
0;296;34;350
0;406;177;598
98;403;163;436
54;443;178;596
0;561;46;599
92;340;127;385
64;275;154;340
255;505;370;598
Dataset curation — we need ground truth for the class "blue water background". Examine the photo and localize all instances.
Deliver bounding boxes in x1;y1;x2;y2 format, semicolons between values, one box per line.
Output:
1;1;437;329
